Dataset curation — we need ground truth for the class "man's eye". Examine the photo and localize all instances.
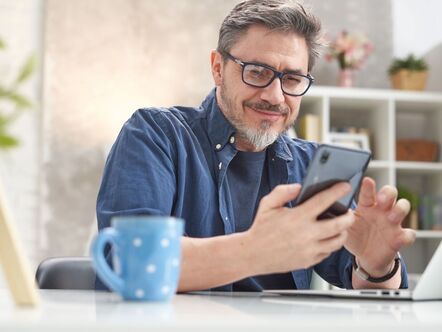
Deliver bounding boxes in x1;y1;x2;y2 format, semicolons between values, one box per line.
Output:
248;67;266;77
285;75;301;83
283;75;301;86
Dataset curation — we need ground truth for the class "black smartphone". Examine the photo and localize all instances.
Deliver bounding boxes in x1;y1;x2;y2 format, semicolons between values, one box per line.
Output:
295;144;372;219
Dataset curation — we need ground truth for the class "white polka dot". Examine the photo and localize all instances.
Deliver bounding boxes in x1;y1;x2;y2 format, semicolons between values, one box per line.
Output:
135;289;144;298
146;264;157;273
133;238;142;247
161;286;170;294
160;238;170;248
172;258;179;267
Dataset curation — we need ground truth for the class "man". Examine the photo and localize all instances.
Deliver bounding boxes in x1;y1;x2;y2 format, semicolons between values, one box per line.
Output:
97;0;415;292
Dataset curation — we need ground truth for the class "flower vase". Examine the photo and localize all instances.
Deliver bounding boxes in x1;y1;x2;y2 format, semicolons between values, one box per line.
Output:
338;69;353;87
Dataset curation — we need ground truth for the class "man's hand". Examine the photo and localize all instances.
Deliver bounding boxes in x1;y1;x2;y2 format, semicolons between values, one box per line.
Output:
345;177;416;283
178;182;355;291
245;182;355;276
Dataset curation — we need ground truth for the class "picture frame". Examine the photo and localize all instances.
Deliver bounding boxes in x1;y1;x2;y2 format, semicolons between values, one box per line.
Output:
0;180;40;306
328;132;370;151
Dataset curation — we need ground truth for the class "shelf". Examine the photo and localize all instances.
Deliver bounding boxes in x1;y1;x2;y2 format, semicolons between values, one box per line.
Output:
300;87;442;274
368;160;390;169
415;230;442;239
309;86;442;102
368;159;442;174
395;161;442;173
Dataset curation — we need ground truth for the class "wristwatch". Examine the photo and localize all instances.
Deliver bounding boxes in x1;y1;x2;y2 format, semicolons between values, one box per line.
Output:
352;253;401;283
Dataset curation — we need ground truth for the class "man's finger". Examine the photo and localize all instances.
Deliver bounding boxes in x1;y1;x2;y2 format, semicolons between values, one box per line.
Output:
315;211;355;240
258;184;301;211
395;229;416;249
377;185;398;211
318;230;348;255
297;182;351;217
387;198;411;224
357;177;376;208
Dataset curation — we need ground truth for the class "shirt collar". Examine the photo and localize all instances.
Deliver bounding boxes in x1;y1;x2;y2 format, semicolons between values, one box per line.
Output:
203;89;236;152
202;88;293;161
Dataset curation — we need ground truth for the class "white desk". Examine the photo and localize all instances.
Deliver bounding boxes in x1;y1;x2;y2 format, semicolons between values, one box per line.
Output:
1;289;442;331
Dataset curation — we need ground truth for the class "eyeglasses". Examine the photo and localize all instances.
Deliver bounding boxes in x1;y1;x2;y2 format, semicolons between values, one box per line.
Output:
223;52;314;97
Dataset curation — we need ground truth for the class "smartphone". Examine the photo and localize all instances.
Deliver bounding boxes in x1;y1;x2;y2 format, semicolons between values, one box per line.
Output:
295;144;372;219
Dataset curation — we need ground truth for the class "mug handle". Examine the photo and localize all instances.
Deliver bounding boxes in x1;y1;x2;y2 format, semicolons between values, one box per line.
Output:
91;228;125;293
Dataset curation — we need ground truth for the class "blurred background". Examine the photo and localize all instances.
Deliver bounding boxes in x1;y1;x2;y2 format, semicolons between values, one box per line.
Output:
0;0;441;282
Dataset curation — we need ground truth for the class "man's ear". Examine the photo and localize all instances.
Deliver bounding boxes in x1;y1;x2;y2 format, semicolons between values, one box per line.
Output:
210;50;224;87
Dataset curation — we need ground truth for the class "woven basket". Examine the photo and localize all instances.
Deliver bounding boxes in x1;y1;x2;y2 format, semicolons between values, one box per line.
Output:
390;69;428;91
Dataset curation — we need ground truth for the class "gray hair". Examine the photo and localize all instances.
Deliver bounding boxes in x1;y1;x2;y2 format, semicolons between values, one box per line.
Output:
217;0;322;71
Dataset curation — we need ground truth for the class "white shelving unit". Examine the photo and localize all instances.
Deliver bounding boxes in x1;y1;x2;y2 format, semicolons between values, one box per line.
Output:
298;86;442;280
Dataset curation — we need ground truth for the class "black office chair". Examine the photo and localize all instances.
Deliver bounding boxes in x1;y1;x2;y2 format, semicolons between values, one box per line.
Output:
35;257;96;290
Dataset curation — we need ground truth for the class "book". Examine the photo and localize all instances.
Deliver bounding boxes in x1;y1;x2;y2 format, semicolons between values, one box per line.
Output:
297;114;321;142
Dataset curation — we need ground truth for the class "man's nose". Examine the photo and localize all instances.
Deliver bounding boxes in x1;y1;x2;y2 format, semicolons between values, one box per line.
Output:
259;77;285;105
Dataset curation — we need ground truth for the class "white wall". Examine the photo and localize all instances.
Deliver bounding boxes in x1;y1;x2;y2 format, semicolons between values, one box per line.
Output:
392;0;442;57
392;0;442;91
0;0;43;287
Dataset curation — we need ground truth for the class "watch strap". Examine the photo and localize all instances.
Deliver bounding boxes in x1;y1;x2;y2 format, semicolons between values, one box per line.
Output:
352;253;401;283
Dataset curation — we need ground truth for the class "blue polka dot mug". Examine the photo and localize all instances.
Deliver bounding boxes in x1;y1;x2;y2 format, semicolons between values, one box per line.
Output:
91;216;184;301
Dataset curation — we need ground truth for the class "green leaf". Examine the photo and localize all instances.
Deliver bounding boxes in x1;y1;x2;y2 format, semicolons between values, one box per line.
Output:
5;92;32;109
0;38;5;49
0;133;19;148
15;54;37;84
0;114;10;128
388;53;428;75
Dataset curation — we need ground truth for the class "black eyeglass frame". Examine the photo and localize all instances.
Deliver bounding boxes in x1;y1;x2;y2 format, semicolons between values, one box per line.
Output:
223;51;314;97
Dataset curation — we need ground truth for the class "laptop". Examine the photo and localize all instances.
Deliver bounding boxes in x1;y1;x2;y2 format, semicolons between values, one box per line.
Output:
264;241;442;301
0;181;40;306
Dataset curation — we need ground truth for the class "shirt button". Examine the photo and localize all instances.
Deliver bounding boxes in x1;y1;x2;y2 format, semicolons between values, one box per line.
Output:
218;162;223;170
215;144;222;150
229;136;235;144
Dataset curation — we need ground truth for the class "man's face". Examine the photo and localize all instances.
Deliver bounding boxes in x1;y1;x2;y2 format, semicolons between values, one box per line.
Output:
211;25;309;151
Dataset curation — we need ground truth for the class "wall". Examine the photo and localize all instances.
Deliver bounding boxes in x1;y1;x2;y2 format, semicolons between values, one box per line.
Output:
308;0;393;88
0;0;43;286
392;0;442;91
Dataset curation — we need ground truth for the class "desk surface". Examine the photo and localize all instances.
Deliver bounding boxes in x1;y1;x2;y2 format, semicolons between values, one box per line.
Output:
1;289;442;331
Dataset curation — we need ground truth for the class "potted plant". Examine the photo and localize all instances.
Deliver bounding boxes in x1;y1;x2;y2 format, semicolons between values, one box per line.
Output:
0;37;36;149
397;186;420;230
388;54;428;91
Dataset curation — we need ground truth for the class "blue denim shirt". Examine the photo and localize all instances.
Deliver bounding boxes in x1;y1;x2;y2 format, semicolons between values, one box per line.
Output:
97;88;408;290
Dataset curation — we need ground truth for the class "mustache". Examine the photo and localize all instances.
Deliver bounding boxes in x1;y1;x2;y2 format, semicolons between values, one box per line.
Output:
244;101;290;115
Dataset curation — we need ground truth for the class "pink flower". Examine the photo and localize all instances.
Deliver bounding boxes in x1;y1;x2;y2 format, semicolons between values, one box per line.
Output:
325;31;374;70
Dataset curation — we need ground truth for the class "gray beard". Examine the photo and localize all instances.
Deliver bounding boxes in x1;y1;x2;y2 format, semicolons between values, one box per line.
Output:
219;85;281;150
233;119;279;151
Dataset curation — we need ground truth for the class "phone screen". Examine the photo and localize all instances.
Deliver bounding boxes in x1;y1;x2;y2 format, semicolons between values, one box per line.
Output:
296;144;371;219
